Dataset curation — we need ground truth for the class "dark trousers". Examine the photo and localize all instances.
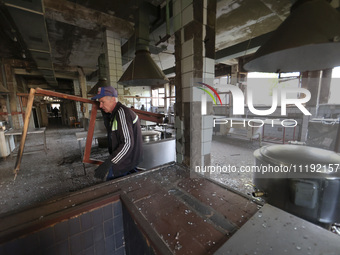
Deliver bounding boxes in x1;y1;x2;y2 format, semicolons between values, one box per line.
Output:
106;167;139;181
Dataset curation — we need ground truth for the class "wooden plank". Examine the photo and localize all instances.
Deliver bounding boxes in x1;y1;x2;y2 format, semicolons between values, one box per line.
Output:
35;88;95;104
13;88;36;180
131;108;165;123
83;103;100;165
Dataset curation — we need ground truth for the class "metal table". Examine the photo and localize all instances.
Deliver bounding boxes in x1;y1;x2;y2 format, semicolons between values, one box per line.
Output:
5;127;47;154
75;131;106;158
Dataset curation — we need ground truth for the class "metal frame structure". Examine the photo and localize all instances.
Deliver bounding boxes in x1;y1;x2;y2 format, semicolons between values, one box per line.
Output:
13;87;165;180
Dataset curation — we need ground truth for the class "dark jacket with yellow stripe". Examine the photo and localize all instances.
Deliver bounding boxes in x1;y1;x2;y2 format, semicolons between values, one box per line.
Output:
102;102;143;176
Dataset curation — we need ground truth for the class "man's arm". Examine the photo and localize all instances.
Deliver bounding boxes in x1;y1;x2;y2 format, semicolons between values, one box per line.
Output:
109;108;134;163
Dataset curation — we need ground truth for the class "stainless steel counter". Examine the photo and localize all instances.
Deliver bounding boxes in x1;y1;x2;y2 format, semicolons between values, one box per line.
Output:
138;138;176;170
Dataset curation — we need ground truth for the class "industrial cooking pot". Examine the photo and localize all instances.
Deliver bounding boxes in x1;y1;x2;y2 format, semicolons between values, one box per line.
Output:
253;144;340;227
141;130;161;143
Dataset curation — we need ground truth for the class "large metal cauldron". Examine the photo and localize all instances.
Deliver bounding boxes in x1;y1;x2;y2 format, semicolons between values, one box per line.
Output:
253;144;340;227
141;130;161;143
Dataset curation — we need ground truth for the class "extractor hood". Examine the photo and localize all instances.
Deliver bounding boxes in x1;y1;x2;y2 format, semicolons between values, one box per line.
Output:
244;0;340;73
118;2;168;86
88;54;108;95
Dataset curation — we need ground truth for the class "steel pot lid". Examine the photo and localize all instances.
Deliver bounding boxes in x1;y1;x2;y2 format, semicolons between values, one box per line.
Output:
142;130;161;142
254;145;340;177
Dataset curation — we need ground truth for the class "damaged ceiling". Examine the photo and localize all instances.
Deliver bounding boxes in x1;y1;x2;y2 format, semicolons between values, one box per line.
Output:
2;0;336;92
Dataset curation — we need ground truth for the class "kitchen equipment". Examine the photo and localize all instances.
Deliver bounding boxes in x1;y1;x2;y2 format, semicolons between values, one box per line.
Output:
253;144;340;227
141;130;161;143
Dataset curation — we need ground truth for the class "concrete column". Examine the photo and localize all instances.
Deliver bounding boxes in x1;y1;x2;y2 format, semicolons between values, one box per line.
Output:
173;0;216;173
300;71;322;141
104;30;124;98
73;78;85;120
319;68;332;104
306;70;321;109
39;104;48;127
164;83;170;114
4;62;21;129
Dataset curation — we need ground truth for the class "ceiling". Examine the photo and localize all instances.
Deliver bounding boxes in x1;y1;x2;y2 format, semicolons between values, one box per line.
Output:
2;0;334;93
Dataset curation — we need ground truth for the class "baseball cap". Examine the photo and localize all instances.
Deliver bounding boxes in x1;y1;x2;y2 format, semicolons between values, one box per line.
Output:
91;86;118;100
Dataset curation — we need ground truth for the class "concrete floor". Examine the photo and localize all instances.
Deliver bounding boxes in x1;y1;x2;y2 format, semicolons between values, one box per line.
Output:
0;126;260;216
0;127;104;215
210;135;262;196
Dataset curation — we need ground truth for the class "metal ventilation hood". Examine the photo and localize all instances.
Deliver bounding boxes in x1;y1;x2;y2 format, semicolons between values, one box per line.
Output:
118;2;168;87
244;0;340;73
88;54;108;95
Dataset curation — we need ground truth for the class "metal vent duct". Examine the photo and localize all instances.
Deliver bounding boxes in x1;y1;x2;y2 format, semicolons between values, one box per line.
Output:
244;0;340;73
118;2;168;87
88;54;108;95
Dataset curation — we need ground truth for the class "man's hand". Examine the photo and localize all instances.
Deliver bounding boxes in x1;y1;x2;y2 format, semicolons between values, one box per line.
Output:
94;158;112;180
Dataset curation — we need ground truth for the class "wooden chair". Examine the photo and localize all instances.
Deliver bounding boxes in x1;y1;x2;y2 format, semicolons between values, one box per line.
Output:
69;117;81;128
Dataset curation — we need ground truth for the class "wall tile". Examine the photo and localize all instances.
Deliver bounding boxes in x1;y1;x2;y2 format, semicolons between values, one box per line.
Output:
104;235;115;254
182;87;191;102
182;4;193;27
202;128;213;143
114;44;121;53
81;229;94;250
103;204;113;220
54;240;69;255
181;71;194;88
173;0;181;16
21;233;39;255
83;246;95;255
70;234;82;255
114;231;124;249
181;56;193;74
204;58;215;74
115;246;126;255
202;115;213;129
92;208;103;226
182;0;193;10
39;227;55;249
3;239;21;255
93;224;104;243
202;140;212;155
81;212;93;231
182;38;193;59
114;215;124;233
104;219;114;238
94;239;105;255
54;221;68;242
113;201;122;217
2;201;125;255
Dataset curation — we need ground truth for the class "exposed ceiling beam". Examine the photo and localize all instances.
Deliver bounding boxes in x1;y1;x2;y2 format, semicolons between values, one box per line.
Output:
3;0;58;87
14;68;78;79
43;0;134;39
215;31;274;63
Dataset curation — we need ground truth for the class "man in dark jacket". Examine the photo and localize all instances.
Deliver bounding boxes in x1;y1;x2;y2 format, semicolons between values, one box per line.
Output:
91;86;143;180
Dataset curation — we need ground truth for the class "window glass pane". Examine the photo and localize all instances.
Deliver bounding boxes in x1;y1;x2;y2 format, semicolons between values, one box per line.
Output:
159;99;164;107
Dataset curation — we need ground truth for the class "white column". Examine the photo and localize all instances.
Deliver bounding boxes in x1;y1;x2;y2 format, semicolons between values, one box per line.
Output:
104;30;124;97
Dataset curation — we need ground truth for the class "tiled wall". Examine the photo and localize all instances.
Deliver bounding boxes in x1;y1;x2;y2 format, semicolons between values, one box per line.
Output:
104;30;124;97
0;200;125;255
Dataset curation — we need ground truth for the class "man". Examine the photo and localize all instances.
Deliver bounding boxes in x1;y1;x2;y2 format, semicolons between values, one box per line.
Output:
91;86;143;180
